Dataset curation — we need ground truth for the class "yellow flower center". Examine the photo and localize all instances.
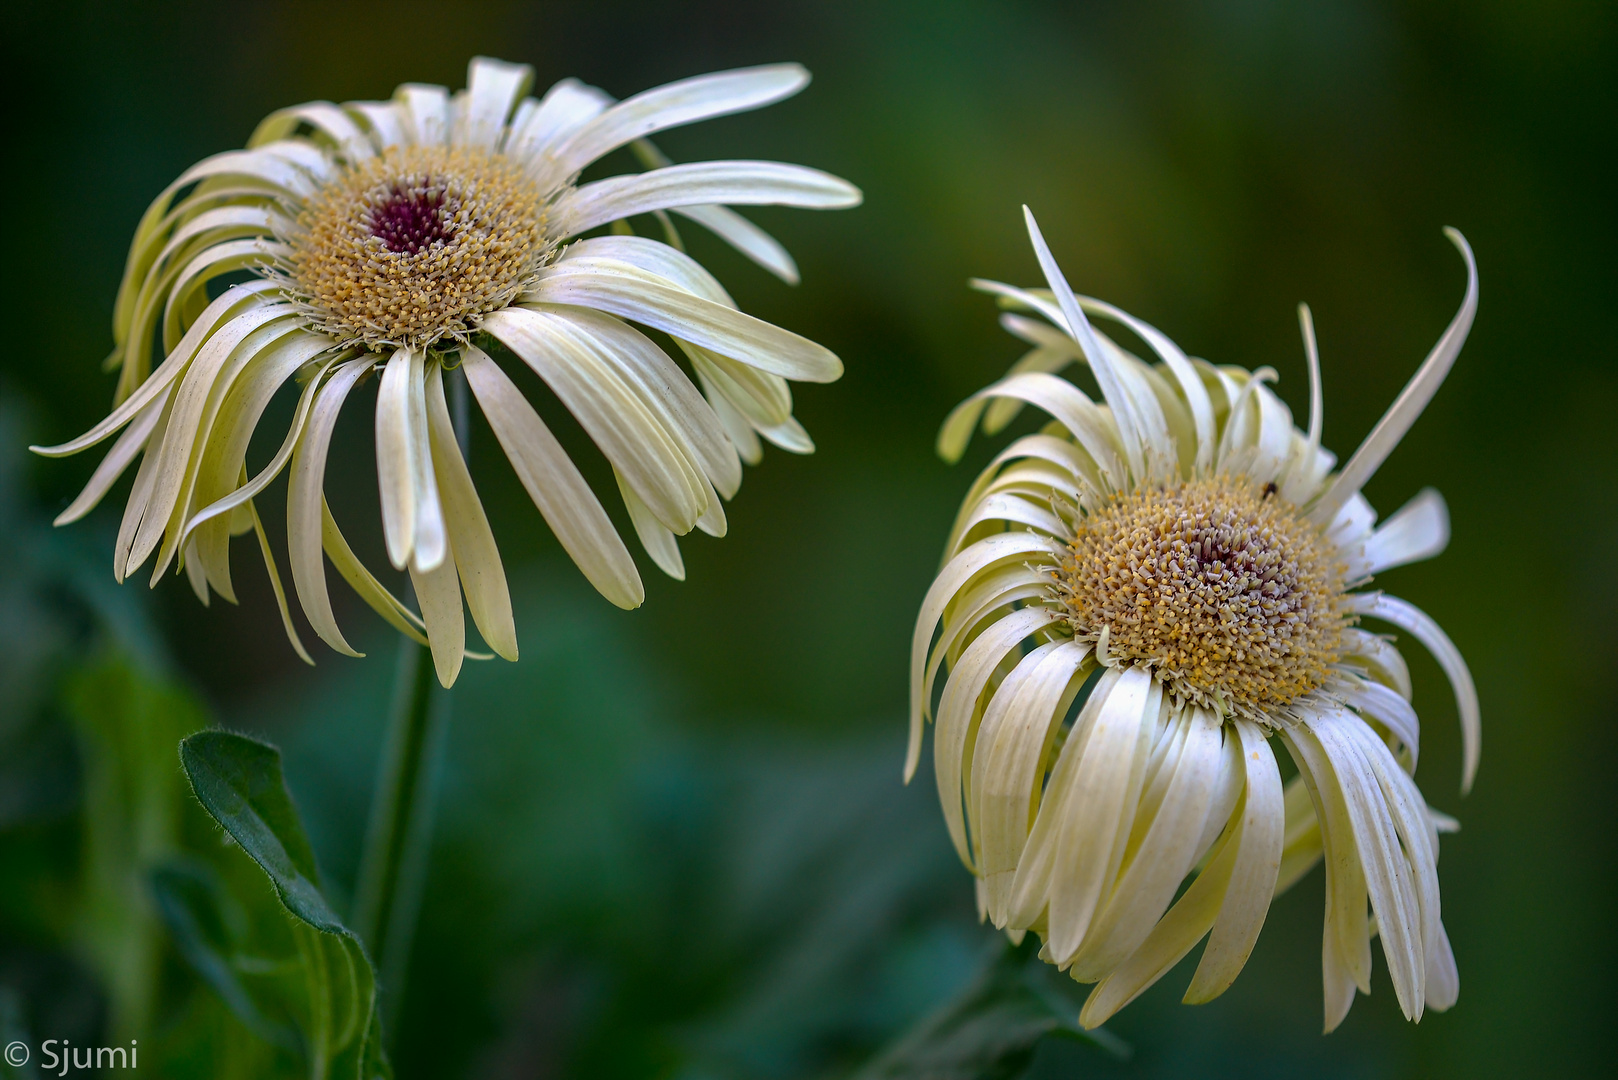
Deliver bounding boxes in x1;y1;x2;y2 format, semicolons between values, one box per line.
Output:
284;144;547;350
1054;476;1347;718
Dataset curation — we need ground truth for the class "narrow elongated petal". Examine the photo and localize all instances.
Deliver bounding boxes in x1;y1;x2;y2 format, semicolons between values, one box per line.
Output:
1046;669;1160;965
1070;705;1222;979
1362;488;1450;574
410;542;465;688
526;259;842;382
460;346;643;609
33;284;275;458
937;372;1124;489
320;501;428;646
504;77;612;163
932;609;1064;866
1184;721;1284;1001
1311;714;1427;1020
483;307;707;533
425;363;517;660
287;358;375;657
1313;230;1477;523
526;298;739;498
396;83;450;145
375;349;448;573
675;204;800;283
54;394;168;526
628;137;803;283
907;532;1066;780
375;350;417;570
973;641;1093;921
1023;207;1172;483
553;161;860;238
457;56;532;150
182;351;340;555
1350;592;1481;792
546;65;810;180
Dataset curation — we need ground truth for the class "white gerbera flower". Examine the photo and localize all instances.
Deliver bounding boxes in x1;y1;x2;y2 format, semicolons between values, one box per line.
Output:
34;57;860;686
910;207;1479;1032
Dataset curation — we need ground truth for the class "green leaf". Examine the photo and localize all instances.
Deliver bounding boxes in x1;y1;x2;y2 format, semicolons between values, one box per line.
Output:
150;858;300;1052
63;658;209;1040
853;937;1129;1080
180;730;390;1080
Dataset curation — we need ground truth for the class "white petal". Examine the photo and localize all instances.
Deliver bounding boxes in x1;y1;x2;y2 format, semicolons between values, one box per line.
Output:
130;306;299;580
426;363;517;660
503;77;612;164
616;467;686;580
937;371;1124;490
33;284;276;458
250;101;374;161
1339;626;1414;700
932;609;1065;867
1022;207;1171;484
180;340;340;584
460;346;643;609
1312;230;1478;524
482;307;707;533
1363;488;1450;574
1079;296;1216;476
552;160;861;239
456;56;532;150
524;260;842;382
525;297;740;497
346;101;406;150
1341;677;1422;769
972;640;1093;919
1070;705;1222;979
375;351;420;570
53;392;168;526
1348;592;1480;792
546;64;810;180
395;83;449;146
1309;712;1427;1021
906;531;1066;780
320;501;428;646
1283;722;1373;1013
1184;720;1284;1002
1045;668;1160;965
288;359;375;657
675;204;799;283
409;544;464;688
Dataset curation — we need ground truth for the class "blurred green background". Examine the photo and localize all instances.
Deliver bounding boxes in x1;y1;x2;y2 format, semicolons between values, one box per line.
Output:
3;0;1614;1077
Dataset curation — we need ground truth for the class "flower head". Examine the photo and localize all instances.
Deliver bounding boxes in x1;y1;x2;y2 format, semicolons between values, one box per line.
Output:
910;208;1479;1031
34;58;860;686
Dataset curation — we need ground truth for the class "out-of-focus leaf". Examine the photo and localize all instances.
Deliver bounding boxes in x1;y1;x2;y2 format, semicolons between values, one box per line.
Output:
853;938;1128;1080
150;858;299;1052
180;730;390;1080
64;659;208;1040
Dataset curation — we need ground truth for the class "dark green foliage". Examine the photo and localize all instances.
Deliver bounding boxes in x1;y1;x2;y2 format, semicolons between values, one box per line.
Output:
178;731;389;1080
856;939;1128;1080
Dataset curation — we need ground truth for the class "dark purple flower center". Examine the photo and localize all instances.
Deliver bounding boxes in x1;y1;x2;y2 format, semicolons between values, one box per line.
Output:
368;183;452;254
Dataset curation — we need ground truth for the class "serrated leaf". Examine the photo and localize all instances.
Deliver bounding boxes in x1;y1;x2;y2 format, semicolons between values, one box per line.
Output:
180;730;390;1080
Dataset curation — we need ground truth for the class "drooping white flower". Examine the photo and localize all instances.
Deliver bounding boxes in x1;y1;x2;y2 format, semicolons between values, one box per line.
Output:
911;207;1478;1031
35;57;860;685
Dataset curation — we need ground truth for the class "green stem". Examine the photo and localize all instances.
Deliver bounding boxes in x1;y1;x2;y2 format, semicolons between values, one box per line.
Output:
351;637;449;1032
